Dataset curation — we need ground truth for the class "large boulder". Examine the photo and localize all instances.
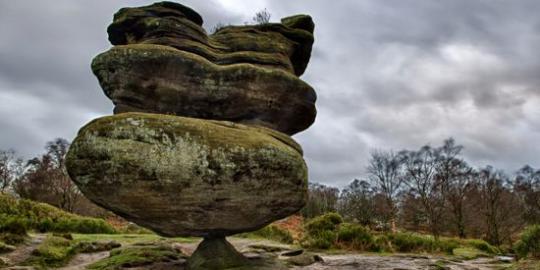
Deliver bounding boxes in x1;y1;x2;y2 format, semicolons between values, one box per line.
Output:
66;112;308;237
92;44;316;135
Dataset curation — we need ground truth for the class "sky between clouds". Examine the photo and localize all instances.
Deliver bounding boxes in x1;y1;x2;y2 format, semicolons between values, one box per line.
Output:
0;0;539;187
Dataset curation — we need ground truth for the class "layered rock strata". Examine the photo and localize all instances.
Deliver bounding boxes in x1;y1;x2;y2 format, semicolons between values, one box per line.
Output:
93;1;316;135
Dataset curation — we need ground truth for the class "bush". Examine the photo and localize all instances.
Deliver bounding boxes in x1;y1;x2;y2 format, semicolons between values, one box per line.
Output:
301;213;343;249
515;225;540;259
0;194;116;234
0;216;28;235
249;225;294;244
386;233;459;254
50;218;116;234
337;223;375;251
388;233;433;252
303;230;336;249
305;212;343;234
464;239;499;254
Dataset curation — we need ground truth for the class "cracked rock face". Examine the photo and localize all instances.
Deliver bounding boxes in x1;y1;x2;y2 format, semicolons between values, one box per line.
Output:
66;113;308;237
92;1;316;135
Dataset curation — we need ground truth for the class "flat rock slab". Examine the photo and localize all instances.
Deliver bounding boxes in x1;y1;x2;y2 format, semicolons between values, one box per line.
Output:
66;113;308;237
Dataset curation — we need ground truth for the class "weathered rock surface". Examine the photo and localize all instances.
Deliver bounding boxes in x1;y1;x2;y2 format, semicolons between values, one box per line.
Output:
92;44;316;135
106;1;314;76
66;112;308;237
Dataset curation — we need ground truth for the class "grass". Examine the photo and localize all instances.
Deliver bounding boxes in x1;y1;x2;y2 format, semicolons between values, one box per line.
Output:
72;233;198;245
24;236;79;268
238;225;294;244
87;245;185;270
0;193;115;234
452;247;489;260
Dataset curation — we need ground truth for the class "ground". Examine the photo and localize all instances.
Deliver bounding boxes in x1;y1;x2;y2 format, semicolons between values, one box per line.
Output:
0;233;525;270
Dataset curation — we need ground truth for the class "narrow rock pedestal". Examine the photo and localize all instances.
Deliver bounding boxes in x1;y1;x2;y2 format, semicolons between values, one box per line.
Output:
188;237;248;270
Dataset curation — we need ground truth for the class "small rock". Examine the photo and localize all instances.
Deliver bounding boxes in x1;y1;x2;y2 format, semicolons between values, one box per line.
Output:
281;249;304;257
282;252;323;266
76;241;121;253
496;256;514;263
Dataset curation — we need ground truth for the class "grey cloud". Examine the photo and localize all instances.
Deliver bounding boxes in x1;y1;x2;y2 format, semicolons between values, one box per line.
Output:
1;0;540;188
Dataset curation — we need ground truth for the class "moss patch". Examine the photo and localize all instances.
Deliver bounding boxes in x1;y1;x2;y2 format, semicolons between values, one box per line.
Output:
23;236;78;268
452;247;488;260
87;245;186;270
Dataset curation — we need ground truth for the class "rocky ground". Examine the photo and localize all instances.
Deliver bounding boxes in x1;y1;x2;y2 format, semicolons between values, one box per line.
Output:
0;234;519;270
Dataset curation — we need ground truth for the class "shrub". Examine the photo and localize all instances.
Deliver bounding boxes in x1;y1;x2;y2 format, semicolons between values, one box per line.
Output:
303;230;336;249
464;239;500;254
0;216;28;235
0;194;116;234
250;225;294;244
515;225;540;259
301;213;343;249
337;223;375;251
305;212;343;234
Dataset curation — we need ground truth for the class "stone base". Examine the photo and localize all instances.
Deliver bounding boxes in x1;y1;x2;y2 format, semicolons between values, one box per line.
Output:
188;237;249;270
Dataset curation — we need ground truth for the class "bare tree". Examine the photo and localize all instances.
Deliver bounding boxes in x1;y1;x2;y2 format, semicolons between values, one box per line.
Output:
301;182;340;218
476;166;512;245
366;150;404;231
514;165;540;224
252;8;271;24
435;138;472;238
0;149;23;193
402;145;445;239
15;138;80;212
338;179;376;226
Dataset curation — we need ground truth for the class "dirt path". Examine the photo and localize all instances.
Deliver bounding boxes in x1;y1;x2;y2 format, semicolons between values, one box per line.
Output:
57;251;110;270
290;254;511;270
3;234;46;266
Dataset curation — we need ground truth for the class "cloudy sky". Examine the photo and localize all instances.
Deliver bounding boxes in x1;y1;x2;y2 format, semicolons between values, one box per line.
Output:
1;0;539;187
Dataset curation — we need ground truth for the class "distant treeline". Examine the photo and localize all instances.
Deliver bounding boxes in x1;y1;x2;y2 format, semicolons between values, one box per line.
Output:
0;138;107;217
302;138;540;247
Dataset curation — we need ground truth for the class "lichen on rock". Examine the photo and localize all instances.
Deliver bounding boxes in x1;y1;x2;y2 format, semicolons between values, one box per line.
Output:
66;113;308;237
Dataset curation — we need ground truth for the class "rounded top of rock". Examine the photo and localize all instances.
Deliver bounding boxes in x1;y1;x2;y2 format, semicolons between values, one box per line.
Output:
108;1;203;45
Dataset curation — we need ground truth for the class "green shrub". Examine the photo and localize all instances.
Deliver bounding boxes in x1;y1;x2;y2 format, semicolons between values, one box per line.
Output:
0;216;28;235
464;239;499;254
388;233;433;252
248;225;293;244
337;223;375;251
305;212;343;234
514;225;540;259
301;213;343;249
303;230;336;249
0;194;116;234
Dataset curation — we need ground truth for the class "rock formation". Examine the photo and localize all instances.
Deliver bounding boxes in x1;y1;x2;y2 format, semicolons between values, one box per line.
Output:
66;2;316;269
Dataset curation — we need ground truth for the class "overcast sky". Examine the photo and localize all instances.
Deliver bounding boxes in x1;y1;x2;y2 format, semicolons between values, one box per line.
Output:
1;0;539;187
